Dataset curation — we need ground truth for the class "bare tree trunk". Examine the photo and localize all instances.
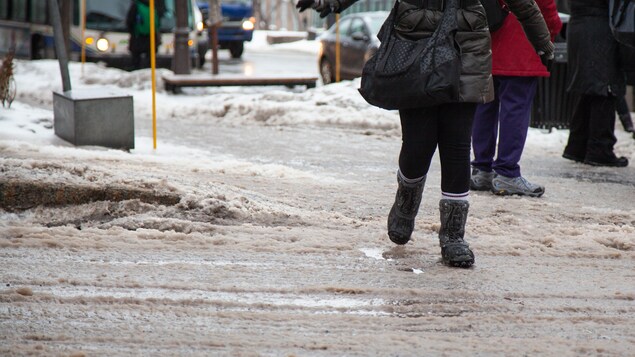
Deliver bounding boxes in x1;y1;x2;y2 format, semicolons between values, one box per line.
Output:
173;0;191;74
253;0;261;30
208;0;222;74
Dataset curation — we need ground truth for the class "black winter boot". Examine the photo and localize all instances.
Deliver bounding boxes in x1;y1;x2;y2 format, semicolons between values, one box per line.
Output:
387;172;425;245
438;199;474;268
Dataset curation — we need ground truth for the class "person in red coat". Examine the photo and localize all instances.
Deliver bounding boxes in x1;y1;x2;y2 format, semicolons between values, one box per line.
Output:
470;0;562;196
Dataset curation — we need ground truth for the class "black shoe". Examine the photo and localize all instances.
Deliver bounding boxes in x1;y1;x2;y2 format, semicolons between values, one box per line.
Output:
562;152;584;163
387;172;425;245
584;156;629;167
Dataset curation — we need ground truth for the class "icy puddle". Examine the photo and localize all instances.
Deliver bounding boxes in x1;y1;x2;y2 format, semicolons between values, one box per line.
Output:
359;247;391;261
360;247;424;274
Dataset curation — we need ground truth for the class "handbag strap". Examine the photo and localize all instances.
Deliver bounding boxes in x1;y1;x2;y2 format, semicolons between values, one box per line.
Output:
376;0;458;67
383;0;458;40
428;0;459;43
376;1;400;43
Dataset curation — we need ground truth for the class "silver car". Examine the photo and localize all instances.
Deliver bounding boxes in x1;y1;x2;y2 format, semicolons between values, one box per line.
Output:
317;11;389;84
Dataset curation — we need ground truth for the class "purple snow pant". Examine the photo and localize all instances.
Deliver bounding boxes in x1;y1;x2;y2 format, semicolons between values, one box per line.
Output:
471;76;538;178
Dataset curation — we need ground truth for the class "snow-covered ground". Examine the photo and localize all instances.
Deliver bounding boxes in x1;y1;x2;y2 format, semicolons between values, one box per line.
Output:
1;31;634;356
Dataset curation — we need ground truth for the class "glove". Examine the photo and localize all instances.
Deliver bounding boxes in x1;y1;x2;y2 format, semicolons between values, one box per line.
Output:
540;52;553;72
296;0;341;18
537;41;555;72
296;0;316;12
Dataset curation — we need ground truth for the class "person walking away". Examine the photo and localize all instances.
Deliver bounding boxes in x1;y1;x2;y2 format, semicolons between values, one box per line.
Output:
126;0;166;70
296;0;554;267
617;43;635;134
470;0;562;196
562;0;628;166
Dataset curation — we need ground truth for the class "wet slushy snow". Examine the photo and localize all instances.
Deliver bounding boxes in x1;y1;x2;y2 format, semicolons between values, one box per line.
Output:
1;33;634;356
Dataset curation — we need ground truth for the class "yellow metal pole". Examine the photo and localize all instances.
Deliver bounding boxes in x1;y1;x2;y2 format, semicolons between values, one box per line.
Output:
81;0;86;74
150;0;157;149
335;13;340;82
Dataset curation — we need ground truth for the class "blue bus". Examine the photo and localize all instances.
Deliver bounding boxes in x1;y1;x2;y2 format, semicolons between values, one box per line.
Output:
197;0;255;59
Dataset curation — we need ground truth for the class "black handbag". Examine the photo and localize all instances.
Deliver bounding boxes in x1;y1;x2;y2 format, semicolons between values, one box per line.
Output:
358;0;461;110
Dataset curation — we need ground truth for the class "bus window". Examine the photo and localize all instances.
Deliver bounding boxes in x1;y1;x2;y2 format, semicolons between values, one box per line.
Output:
0;1;9;20
71;0;185;34
30;0;48;24
84;0;130;32
10;0;27;22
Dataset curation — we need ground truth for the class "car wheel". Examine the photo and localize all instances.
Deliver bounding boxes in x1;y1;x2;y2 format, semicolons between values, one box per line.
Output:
320;58;334;85
229;42;244;59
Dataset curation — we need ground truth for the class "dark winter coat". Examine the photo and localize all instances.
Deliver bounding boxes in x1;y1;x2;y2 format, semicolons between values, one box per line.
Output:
566;0;626;97
337;0;554;103
491;0;562;77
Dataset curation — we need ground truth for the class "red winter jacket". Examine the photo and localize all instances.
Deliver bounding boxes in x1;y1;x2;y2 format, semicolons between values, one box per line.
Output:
491;0;562;77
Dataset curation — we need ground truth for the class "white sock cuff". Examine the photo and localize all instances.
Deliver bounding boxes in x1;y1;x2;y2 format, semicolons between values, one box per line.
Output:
441;191;469;201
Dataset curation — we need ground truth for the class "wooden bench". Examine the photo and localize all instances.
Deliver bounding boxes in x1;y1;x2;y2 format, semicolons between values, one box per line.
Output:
163;73;318;93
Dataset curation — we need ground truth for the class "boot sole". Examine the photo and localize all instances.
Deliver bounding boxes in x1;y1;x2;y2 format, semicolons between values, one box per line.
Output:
470;182;492;191
443;256;474;268
492;189;544;198
388;232;410;245
583;159;628;167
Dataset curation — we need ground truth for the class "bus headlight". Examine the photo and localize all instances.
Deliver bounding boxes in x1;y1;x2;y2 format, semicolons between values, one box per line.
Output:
242;18;255;31
196;21;204;32
96;38;110;52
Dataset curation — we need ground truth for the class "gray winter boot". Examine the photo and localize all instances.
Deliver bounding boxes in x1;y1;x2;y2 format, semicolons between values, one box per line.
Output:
439;199;475;268
387;172;425;245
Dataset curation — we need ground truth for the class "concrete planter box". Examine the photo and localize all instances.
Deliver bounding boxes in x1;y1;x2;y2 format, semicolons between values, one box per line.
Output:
53;89;134;150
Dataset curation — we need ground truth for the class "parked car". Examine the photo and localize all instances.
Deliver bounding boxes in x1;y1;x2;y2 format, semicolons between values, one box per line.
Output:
317;11;388;85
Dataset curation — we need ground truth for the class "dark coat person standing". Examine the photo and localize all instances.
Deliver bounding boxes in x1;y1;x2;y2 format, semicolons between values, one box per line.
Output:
562;0;628;166
617;44;635;133
126;0;166;70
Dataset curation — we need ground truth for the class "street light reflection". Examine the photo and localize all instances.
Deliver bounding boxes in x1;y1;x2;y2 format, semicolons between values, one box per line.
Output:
244;62;254;76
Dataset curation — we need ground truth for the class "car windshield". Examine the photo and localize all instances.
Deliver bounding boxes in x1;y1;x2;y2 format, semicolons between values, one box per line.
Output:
367;15;386;36
325;12;388;36
223;0;252;4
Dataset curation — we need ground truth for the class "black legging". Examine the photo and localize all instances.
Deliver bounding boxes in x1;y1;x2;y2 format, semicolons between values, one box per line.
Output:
399;102;476;194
